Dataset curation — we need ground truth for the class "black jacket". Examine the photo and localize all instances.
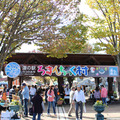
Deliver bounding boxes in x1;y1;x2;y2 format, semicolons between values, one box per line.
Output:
32;94;43;113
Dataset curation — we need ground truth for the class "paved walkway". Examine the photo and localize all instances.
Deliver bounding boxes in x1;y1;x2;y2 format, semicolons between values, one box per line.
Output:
21;102;120;120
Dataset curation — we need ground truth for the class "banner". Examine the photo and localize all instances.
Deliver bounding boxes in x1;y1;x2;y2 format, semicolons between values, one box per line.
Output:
18;64;119;77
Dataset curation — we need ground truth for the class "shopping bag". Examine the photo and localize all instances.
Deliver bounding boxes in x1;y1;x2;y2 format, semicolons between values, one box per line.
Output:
29;107;33;115
83;104;86;113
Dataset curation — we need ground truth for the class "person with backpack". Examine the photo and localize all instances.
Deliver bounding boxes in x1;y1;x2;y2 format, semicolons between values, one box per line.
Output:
94;87;101;102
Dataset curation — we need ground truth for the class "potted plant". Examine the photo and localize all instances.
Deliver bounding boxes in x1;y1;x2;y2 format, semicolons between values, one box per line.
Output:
113;91;117;98
93;100;105;120
57;98;64;106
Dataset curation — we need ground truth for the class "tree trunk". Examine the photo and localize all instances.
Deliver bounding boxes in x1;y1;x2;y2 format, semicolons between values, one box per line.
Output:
58;77;64;93
95;77;100;87
67;77;74;88
116;54;120;99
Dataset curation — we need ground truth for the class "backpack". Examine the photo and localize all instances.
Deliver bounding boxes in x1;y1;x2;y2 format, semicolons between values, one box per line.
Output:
94;90;100;98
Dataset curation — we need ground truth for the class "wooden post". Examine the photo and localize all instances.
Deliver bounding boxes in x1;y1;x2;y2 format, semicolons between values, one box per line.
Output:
8;77;13;89
95;77;100;87
108;77;113;96
19;76;23;86
58;77;64;93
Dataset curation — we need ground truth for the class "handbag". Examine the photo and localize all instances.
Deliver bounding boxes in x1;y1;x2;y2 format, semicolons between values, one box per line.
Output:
29;107;33;115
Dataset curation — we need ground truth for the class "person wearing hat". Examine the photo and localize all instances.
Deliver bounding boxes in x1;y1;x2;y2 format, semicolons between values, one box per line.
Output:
21;83;29;117
73;85;86;120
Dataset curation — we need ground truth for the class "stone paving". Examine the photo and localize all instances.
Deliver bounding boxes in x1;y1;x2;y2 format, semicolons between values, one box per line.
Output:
21;102;120;120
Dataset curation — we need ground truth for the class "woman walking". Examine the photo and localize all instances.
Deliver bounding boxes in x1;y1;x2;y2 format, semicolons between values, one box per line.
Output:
32;90;44;120
47;85;56;116
94;87;101;102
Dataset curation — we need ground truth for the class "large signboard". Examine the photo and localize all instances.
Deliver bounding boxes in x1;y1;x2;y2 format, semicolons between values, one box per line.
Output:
17;64;119;77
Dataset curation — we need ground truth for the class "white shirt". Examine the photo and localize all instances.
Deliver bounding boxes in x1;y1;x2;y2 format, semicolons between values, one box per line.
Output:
73;90;86;103
64;88;70;95
30;87;36;95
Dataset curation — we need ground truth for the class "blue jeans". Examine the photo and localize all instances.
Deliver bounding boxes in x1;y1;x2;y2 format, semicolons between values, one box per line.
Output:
33;113;41;120
47;101;56;114
75;102;83;119
102;98;107;104
24;99;28;116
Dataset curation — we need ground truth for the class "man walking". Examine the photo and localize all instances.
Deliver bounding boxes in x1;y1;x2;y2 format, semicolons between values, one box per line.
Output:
21;83;29;117
73;85;86;120
68;87;75;117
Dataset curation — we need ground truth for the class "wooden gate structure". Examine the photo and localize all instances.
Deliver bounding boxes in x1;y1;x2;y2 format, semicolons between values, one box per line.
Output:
3;53;119;96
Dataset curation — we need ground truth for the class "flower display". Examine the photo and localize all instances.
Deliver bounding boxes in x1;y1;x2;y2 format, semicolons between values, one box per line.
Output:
93;100;103;106
9;100;20;106
59;98;64;101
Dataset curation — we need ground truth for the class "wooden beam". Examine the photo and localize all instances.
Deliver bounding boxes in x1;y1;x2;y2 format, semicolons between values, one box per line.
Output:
90;56;100;65
24;55;47;64
24;55;35;64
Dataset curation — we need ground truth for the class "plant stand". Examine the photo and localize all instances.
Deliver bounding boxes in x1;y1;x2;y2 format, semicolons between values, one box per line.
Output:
95;113;104;120
94;106;105;120
9;105;20;119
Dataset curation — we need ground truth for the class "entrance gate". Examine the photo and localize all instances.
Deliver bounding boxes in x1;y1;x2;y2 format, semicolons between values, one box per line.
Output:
3;53;119;95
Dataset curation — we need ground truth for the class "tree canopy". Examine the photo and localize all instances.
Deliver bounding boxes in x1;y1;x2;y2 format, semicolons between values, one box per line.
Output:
80;42;94;53
86;0;120;65
0;0;88;71
35;14;88;58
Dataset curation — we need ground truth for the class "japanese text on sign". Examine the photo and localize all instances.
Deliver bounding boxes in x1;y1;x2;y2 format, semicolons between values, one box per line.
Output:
37;65;89;76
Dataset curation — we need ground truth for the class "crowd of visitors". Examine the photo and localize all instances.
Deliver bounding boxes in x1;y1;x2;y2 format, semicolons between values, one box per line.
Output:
0;83;108;120
90;85;108;104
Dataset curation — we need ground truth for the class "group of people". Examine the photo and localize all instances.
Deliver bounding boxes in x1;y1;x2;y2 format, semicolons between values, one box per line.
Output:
1;82;108;120
45;84;86;120
91;85;108;104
